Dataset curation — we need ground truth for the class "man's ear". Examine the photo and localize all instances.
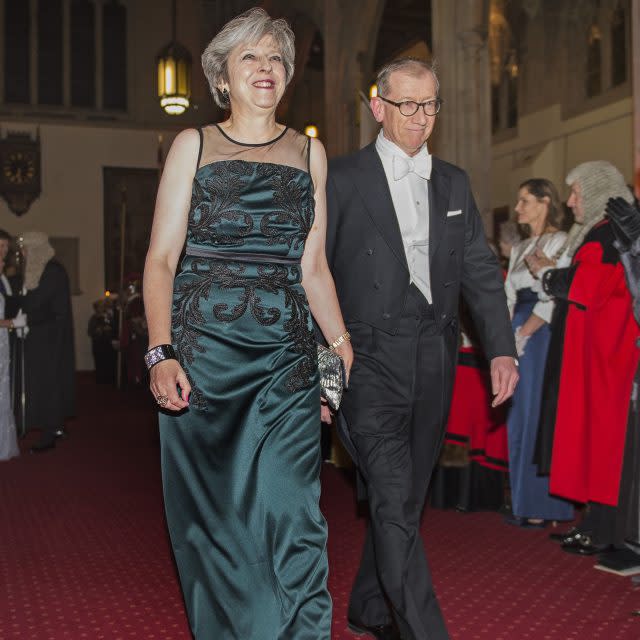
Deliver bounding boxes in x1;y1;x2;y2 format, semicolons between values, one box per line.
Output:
370;97;384;124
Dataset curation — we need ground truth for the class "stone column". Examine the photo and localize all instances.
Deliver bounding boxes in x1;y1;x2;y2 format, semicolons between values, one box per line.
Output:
323;0;384;158
276;12;316;121
431;0;493;230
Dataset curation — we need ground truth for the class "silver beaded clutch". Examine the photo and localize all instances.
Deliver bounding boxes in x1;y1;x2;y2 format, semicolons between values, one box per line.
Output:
317;344;346;411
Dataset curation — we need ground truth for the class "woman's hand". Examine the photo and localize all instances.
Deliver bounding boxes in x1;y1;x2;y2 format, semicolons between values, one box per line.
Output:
320;397;332;424
515;312;547;356
525;248;555;277
334;341;354;386
514;326;530;357
518;312;546;343
149;359;191;412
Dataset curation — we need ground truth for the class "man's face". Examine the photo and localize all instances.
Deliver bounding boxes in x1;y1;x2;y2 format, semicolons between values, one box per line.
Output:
566;181;585;223
371;69;438;157
0;239;9;261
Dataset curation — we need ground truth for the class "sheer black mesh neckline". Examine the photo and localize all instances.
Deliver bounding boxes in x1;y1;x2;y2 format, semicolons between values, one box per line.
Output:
214;123;289;148
196;125;311;182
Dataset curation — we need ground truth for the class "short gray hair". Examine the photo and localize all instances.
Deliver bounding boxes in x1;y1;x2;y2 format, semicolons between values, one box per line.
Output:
376;57;440;97
202;8;295;108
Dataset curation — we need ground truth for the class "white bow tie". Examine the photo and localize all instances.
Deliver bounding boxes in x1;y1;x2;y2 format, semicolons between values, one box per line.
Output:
392;154;432;181
393;154;431;180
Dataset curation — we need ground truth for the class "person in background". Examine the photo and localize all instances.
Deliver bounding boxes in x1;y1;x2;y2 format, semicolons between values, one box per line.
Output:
0;230;13;297
7;232;76;453
88;297;117;384
0;245;25;461
527;162;639;555
504;178;574;528
431;301;509;514
591;195;640;571
118;274;147;387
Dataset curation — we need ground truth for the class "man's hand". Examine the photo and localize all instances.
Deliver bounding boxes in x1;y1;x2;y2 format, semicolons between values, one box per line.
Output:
490;356;519;407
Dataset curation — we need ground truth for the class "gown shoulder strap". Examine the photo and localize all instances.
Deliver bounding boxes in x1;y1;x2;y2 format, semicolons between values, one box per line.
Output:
306;135;312;174
195;127;204;169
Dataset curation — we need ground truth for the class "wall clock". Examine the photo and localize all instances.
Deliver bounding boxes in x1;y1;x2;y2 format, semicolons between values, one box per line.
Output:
0;131;41;216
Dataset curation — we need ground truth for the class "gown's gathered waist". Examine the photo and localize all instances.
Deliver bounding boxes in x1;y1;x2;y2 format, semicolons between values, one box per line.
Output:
185;246;301;265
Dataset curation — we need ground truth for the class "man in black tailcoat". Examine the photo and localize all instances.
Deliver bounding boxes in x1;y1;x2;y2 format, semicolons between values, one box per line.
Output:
6;232;75;452
325;58;518;640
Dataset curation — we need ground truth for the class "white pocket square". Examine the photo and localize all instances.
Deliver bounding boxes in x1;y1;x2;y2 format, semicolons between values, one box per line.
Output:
447;209;462;217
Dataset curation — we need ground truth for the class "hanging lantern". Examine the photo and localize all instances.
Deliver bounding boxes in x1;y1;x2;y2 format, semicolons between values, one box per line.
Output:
157;0;192;115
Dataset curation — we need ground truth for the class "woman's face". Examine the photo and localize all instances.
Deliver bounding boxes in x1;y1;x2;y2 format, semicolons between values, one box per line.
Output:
223;35;287;113
514;187;548;227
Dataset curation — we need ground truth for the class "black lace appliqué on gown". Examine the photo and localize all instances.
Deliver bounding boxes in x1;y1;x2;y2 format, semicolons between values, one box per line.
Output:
190;162;254;247
257;164;314;250
173;262;317;409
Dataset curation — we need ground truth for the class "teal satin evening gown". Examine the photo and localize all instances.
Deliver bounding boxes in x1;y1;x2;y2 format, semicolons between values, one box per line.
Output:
159;125;331;639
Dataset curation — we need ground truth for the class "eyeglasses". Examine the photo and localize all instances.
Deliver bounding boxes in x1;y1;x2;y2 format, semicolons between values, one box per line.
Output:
378;96;443;117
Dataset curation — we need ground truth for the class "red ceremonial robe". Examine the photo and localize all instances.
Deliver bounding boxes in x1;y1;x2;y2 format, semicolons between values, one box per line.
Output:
549;222;640;506
445;346;508;472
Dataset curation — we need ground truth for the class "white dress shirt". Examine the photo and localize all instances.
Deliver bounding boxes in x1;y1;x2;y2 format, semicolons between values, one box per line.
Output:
505;231;567;323
375;130;432;303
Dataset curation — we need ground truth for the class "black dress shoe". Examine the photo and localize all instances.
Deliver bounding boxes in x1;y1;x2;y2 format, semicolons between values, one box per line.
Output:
559;529;590;547
549;526;578;542
347;620;401;640
30;437;56;453
561;534;610;556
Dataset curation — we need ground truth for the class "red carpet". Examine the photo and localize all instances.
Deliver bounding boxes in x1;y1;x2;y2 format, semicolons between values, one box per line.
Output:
1;375;639;639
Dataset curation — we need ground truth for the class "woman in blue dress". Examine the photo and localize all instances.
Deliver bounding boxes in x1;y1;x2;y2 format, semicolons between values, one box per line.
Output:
143;9;353;639
504;179;574;528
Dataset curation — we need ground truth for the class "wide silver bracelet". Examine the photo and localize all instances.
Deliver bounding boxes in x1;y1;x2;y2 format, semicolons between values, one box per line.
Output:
144;344;177;370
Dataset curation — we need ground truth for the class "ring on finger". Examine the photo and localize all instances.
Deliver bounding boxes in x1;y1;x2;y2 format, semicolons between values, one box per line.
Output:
156;394;169;407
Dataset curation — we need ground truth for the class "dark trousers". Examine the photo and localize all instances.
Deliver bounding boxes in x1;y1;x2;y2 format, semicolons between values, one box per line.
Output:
580;502;626;548
342;285;452;640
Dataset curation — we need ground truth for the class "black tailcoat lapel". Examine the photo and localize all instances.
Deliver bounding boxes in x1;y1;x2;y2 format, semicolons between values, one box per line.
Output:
428;167;450;265
353;144;408;272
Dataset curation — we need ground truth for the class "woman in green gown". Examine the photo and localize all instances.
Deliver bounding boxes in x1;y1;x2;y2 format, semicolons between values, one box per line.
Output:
143;9;353;639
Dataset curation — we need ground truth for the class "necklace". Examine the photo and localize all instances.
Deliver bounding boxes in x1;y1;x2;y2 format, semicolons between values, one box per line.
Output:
531;224;558;249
